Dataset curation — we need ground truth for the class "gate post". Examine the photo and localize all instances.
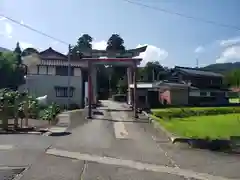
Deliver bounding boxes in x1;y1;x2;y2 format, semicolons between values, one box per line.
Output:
133;63;138;118
127;67;133;105
87;61;92;119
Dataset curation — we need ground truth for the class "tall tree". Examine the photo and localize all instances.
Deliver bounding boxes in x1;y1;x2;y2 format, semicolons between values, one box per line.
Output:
14;42;22;54
0;51;25;90
141;61;167;82
76;34;93;51
14;42;22;65
103;34;126;95
106;34;125;51
21;47;39;57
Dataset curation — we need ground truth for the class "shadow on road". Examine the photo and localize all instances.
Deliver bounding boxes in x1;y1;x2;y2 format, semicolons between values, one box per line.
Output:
106;109;132;112
93;117;149;123
49;132;72;137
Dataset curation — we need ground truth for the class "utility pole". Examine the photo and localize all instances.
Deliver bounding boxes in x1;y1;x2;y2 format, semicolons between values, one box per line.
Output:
196;58;199;68
152;69;155;82
67;44;71;110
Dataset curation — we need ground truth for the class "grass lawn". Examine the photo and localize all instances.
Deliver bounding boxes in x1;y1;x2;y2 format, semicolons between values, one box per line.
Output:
151;113;240;139
229;98;240;103
151;106;240;112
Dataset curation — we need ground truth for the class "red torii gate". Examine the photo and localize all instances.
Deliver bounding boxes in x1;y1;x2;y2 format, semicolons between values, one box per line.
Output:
83;57;142;119
77;46;147;119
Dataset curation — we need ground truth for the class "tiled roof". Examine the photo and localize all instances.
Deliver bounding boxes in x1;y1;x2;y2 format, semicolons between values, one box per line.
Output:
175;66;223;77
40;47;67;59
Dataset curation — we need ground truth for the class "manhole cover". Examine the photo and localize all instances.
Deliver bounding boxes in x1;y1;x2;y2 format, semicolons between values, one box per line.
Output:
0;168;25;180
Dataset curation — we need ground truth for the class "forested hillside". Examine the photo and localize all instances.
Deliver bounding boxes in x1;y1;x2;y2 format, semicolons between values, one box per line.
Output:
201;62;240;74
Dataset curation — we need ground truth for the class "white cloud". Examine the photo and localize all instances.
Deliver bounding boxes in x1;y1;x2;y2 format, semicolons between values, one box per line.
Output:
0;17;6;21
5;22;12;38
216;46;240;63
92;40;107;50
19;41;34;49
137;44;168;66
220;36;240;47
194;46;204;53
0;21;13;38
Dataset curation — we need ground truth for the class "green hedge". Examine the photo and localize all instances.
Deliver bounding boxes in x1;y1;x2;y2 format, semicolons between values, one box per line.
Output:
152;107;240;119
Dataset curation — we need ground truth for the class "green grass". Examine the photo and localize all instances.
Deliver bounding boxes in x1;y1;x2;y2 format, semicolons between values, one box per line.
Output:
152;106;240;112
152;114;240;139
229;98;240;103
152;106;240;120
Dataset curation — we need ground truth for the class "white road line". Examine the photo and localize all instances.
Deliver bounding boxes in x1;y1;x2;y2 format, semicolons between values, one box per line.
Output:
46;148;236;180
113;122;128;139
0;144;14;150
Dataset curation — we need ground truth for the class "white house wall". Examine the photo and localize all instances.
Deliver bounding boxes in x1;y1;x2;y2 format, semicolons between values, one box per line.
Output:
74;68;81;76
19;74;83;107
19;65;83;107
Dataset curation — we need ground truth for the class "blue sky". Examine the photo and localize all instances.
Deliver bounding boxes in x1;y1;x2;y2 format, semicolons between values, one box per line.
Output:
1;0;240;67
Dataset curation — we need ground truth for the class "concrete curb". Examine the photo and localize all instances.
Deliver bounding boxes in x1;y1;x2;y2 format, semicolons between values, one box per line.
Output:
44;112;71;136
0;131;42;135
142;111;240;151
142;111;181;143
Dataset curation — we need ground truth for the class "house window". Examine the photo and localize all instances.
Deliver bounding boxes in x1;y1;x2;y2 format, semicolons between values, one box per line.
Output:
55;66;74;76
210;92;217;96
200;92;207;96
55;86;74;97
37;65;47;75
47;66;55;75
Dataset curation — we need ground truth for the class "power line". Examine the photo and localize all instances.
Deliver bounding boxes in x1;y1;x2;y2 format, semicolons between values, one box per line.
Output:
121;0;240;31
0;14;69;45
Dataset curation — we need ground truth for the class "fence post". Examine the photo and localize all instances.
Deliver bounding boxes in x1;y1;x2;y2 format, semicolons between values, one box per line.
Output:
14;97;19;129
2;99;8;130
24;97;29;127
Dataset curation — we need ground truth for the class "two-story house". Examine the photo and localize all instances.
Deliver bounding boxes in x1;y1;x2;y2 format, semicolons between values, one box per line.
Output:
168;66;229;105
18;47;86;108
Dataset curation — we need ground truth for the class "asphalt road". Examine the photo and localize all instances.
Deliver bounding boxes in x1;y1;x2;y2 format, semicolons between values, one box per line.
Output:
0;100;240;179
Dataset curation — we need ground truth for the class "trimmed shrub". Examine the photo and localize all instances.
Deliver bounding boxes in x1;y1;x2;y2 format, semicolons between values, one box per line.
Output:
153;107;240;119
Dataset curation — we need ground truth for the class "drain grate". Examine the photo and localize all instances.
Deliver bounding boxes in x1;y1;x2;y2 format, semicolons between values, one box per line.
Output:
93;111;104;115
0;168;25;180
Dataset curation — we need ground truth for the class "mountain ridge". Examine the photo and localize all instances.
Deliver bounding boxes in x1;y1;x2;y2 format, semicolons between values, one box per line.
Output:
0;47;11;52
201;62;240;74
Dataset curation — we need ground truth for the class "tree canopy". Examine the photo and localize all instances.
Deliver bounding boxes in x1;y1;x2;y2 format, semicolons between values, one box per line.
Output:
0;44;25;90
139;61;168;82
224;68;240;87
76;34;93;51
106;34;125;51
